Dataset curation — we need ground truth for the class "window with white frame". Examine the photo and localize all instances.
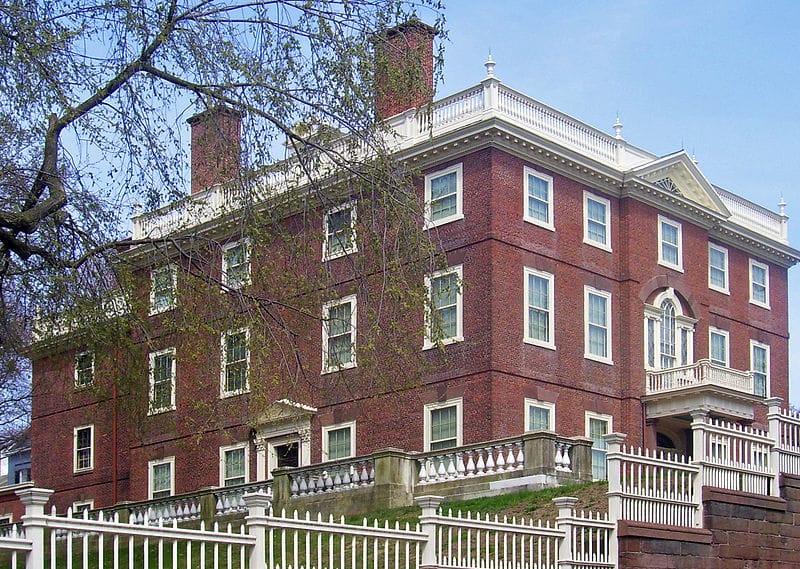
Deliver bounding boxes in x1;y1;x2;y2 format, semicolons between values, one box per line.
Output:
708;244;729;294
149;348;176;414
149;457;175;499
322;295;357;372
424;399;462;452
222;240;249;289
220;443;248;487
644;289;695;370
584;287;612;363
751;341;769;398
72;500;94;516
74;351;94;388
524;268;554;348
749;259;770;308
658;216;683;271
523;167;554;230
525;399;555;431
221;329;249;396
586;412;612;481
425;164;463;227
323;203;357;260
73;425;94;473
709;328;729;367
425;266;463;348
583;191;611;250
322;421;356;461
150;265;177;314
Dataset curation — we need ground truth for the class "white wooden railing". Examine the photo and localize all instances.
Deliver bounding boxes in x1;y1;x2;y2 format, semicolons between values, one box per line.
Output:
645;359;755;396
768;400;800;475
605;434;700;529
717;187;788;244
2;488;614;569
691;415;777;496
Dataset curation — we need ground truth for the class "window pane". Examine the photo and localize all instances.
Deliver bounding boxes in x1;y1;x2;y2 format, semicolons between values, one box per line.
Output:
589;418;609;480
152;463;171;498
659;300;676;368
529;406;550;431
661;223;679;265
151;353;173;410
527;274;550;342
225;332;248;392
430;172;457;221
710;247;727;289
431;273;459;341
327;427;352;460
224;448;245;486
753;346;768;397
326;302;353;368
75;352;94;387
224;243;248;287
710;332;727;366
430;406;457;450
527;174;550;223
586;199;607;243
327;208;353;256
751;264;767;304
587;293;608;357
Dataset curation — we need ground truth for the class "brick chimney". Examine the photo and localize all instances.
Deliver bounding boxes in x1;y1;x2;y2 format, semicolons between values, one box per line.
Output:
374;20;437;120
187;106;243;194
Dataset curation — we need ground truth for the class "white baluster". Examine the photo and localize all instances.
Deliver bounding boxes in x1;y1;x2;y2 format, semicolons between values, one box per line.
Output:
475;450;486;475
485;447;496;473
495;445;506;471
456;452;466;477
418;460;428;482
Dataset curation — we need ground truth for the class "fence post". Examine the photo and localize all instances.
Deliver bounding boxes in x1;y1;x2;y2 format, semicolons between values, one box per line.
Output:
415;495;442;569
244;491;273;569
553;496;579;569
766;397;784;495
603;432;626;527
16;487;54;569
689;410;708;526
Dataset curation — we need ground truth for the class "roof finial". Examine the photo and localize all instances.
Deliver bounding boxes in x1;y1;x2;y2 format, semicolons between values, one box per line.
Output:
779;194;787;217
484;52;496;78
613;115;623;140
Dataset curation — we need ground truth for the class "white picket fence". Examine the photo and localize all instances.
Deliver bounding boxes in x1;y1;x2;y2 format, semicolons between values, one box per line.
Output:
0;489;613;569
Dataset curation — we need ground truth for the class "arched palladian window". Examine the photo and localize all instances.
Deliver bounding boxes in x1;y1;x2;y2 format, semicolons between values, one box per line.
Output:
644;288;696;370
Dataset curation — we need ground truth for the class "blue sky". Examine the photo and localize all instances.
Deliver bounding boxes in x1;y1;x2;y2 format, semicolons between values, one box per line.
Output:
433;1;800;401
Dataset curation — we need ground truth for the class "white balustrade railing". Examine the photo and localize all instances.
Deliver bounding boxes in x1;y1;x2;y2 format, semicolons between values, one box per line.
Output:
645;359;755;396
717;187;787;243
0;522;29;568
605;435;700;528
289;458;375;497
127;493;203;525
417;440;525;485
215;480;273;516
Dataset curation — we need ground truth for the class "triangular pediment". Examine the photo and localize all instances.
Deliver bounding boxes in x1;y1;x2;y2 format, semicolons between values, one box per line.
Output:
631;151;730;217
252;399;317;429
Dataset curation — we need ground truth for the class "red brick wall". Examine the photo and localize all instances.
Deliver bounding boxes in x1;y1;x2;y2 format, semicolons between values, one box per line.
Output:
29;144;793;509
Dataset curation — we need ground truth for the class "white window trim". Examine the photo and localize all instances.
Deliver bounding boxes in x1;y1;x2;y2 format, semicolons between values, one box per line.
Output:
72;500;94;516
424;265;464;349
657;216;683;272
584;286;613;365
709;327;730;367
74;351;94;388
424;163;463;228
323;202;358;261
219;443;249;487
149;264;177;315
148;456;175;500
523;268;555;350
643;288;696;371
582;191;611;251
525;398;556;431
523;166;554;231
321;420;357;462
708;243;729;294
424;398;463;452
222;239;250;290
750;340;770;398
749;258;770;309
73;424;94;473
220;328;250;397
322;295;358;373
148;347;176;415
